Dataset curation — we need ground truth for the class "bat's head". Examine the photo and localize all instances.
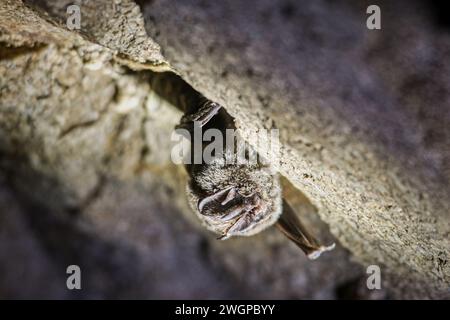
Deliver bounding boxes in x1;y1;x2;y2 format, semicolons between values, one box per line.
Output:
187;158;283;239
185;156;335;260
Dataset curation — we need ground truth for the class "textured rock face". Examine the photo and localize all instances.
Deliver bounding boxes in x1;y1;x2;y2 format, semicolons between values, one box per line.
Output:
0;0;448;299
138;0;450;295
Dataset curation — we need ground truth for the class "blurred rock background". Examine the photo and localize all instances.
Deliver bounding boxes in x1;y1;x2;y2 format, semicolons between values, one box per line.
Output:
0;0;448;299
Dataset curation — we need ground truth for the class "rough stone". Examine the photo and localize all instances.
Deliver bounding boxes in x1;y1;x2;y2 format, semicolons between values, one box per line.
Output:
0;0;448;298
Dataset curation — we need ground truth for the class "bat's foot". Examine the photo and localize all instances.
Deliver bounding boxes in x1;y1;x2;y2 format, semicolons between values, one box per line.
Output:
176;99;222;133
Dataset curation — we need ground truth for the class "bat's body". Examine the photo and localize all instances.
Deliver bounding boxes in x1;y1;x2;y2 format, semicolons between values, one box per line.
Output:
151;72;334;259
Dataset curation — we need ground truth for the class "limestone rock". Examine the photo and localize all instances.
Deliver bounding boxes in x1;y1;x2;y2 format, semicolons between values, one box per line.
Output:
0;0;448;298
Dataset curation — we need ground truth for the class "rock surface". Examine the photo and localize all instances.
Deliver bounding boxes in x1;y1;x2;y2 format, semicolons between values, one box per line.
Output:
0;0;448;298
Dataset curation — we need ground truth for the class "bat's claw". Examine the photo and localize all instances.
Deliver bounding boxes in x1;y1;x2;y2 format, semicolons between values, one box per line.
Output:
176;100;222;133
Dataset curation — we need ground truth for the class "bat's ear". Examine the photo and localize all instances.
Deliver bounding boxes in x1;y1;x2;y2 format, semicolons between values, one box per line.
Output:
197;186;236;213
276;199;335;259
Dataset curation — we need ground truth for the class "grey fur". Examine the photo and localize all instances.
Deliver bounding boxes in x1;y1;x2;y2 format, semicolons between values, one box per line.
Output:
186;150;283;238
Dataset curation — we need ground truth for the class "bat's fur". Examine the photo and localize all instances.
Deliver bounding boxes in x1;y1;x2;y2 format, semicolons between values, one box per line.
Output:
150;71;334;258
186;149;283;238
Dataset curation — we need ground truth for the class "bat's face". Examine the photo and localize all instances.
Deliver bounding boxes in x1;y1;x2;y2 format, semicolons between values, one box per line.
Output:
187;159;283;239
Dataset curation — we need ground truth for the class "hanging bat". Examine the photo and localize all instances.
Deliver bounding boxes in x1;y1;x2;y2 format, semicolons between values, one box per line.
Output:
150;72;335;259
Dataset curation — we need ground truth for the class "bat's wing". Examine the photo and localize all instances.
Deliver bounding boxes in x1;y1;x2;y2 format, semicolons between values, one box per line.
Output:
277;199;335;259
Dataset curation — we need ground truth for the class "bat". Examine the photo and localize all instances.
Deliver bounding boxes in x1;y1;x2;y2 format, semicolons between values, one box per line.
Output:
150;72;335;259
